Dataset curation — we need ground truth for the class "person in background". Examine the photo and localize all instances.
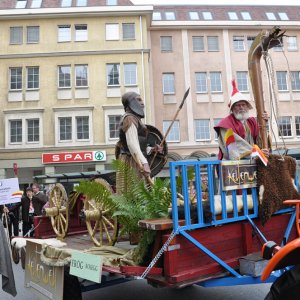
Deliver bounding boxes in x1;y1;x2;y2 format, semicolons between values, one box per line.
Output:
2;204;19;238
31;182;48;216
214;79;269;160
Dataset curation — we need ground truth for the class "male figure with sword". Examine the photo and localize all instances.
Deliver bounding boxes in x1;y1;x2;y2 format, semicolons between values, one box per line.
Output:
116;92;163;191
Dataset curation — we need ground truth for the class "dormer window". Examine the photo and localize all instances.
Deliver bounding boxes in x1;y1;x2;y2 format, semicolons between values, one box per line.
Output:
152;12;162;20
241;12;251;20
228;12;239;20
31;0;42;8
76;0;87;6
189;12;199;20
202;12;212;20
266;12;276;20
16;0;27;8
107;0;117;5
165;12;176;20
278;12;289;20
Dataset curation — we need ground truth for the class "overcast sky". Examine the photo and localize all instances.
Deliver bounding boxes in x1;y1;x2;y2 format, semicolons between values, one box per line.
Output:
131;0;299;5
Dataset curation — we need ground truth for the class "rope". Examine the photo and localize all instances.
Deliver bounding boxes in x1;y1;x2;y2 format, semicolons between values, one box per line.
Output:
23;219;42;238
136;227;180;280
261;37;291;156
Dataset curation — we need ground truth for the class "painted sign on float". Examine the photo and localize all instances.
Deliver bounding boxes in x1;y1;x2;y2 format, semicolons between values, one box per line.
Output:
42;151;106;164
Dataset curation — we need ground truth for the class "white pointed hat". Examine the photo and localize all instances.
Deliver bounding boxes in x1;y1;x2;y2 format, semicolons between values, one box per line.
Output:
228;79;253;110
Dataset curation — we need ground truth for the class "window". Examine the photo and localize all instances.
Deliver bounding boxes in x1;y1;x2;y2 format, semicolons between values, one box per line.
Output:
160;36;172;52
195;72;207;93
152;12;162;20
207;36;219;51
189;12;199;20
124;63;137;86
27;67;39;89
59;117;72;141
76;0;87;6
287;36;297;51
10;120;22;143
75;24;88;41
278;12;289;20
195;119;210;141
247;36;255;49
163;120;180;142
192;36;204;51
61;0;72;7
58;65;71;88
58;25;71;42
278;116;292;137
10;67;22;90
273;37;284;51
122;23;135;40
236;71;248;92
16;0;27;8
106;24;119;40
233;36;245;51
31;0;42;8
266;12;276;20
165;12;175;20
276;71;288;91
6;113;43;148
75;65;88;87
241;12;251;20
107;0;117;5
56;110;92;145
202;12;212;20
295;116;300;136
108;115;121;139
228;12;238;20
162;73;175;94
76;116;89;140
27;26;39;44
291;71;300;91
10;27;23;45
107;64;120;86
214;118;222;140
210;72;222;92
27;119;39;142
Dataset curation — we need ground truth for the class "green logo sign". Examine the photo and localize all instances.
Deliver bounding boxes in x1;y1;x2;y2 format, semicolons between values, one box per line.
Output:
94;151;105;161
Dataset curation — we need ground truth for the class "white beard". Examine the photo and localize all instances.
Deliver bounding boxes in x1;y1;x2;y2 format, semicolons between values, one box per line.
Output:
233;111;249;121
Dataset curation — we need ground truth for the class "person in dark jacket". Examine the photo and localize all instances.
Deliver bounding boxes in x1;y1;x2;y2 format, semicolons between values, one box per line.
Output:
3;203;19;238
9;187;34;237
31;183;47;216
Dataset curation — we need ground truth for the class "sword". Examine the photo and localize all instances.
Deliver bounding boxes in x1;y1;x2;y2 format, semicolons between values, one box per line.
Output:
150;87;190;168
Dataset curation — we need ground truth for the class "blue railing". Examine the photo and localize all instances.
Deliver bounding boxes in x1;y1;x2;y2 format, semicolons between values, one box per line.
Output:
170;159;259;231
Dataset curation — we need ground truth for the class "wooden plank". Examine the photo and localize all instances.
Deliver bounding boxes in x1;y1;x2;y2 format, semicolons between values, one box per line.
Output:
138;218;185;231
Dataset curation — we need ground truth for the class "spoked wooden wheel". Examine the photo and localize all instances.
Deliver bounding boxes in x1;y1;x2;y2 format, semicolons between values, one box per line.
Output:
45;183;69;240
83;178;118;247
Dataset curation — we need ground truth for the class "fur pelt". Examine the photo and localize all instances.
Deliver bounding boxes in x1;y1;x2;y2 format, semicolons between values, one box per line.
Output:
257;154;300;225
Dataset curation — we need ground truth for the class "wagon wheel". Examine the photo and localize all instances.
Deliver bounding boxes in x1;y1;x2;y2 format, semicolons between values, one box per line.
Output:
83;178;118;247
44;183;69;240
12;245;20;264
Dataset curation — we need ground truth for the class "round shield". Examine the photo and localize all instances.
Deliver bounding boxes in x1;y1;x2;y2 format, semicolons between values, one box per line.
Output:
146;124;168;177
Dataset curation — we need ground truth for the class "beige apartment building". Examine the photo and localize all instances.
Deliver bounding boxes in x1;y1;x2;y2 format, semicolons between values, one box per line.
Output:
149;5;300;160
0;0;152;186
1;2;300;185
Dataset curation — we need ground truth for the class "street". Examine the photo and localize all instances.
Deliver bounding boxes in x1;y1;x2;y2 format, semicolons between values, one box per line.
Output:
0;260;271;300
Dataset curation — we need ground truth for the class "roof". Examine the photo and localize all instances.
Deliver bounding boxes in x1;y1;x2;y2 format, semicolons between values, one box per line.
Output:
0;0;134;10
33;170;116;184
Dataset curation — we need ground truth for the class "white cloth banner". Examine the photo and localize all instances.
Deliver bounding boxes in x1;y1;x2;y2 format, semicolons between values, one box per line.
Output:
0;178;22;205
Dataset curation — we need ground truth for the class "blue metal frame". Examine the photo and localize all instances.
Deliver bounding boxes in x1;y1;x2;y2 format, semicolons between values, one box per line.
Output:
169;159;297;285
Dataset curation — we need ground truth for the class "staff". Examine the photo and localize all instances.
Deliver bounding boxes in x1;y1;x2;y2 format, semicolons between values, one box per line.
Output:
150;87;190;168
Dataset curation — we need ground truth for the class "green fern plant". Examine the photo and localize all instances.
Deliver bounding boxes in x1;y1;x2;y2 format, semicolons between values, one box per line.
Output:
111;159;171;236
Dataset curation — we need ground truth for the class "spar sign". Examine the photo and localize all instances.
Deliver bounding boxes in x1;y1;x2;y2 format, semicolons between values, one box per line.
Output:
42;151;106;164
